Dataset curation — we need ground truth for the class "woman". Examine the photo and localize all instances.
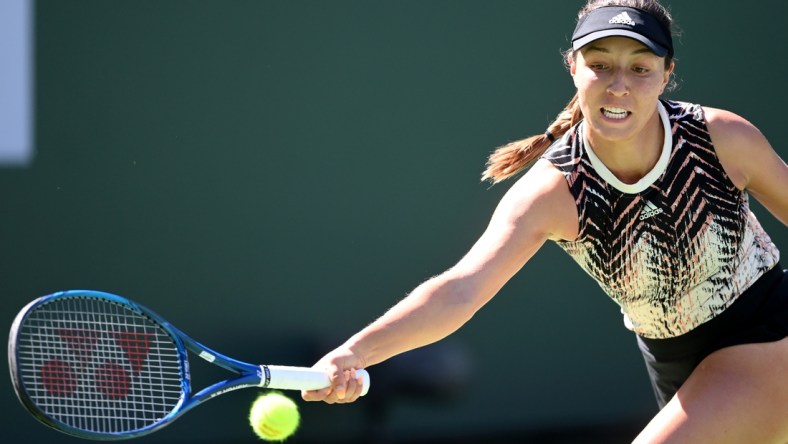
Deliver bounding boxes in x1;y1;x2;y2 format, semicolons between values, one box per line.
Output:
303;0;788;441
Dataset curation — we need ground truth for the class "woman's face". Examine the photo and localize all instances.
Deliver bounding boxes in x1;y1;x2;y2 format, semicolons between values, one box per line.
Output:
570;36;673;145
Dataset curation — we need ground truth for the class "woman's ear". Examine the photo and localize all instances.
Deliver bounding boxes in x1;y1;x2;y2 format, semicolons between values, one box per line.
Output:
661;60;675;93
568;52;577;76
568;52;579;88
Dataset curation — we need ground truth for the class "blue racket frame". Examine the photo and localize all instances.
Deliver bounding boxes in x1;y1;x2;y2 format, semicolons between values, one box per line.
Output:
9;290;273;440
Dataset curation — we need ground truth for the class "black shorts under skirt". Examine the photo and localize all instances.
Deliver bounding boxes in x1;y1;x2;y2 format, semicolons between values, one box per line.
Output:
636;264;788;408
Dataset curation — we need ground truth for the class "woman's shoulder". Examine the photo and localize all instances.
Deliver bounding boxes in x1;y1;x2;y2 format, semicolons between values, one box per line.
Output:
702;106;758;131
662;99;755;132
541;123;583;175
702;106;788;222
701;106;771;190
502;159;579;241
664;99;764;151
701;106;764;151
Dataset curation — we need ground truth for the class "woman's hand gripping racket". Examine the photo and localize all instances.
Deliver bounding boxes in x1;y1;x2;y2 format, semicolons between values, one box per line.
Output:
7;290;370;440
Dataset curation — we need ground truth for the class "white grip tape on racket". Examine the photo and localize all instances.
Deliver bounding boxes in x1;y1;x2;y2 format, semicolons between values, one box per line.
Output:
260;365;370;396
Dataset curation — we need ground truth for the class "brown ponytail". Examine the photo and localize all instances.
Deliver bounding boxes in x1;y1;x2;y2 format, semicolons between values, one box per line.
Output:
481;93;583;183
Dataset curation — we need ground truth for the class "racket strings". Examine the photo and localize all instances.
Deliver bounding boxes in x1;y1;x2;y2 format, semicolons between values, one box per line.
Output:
15;297;184;434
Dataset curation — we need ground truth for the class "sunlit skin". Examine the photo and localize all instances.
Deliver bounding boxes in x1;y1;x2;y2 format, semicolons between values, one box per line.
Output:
570;36;674;184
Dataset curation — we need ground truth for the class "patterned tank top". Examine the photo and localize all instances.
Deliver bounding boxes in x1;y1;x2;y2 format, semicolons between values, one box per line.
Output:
542;100;780;339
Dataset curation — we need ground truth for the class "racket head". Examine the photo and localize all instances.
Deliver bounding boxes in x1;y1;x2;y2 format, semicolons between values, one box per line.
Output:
8;290;190;440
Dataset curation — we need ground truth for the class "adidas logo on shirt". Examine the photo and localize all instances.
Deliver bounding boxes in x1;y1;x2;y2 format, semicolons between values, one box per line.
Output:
609;11;636;26
639;200;664;220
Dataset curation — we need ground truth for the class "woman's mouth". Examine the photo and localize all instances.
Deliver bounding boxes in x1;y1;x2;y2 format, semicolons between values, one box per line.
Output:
601;107;630;120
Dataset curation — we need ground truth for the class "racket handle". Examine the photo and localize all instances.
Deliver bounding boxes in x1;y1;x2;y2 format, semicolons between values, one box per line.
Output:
261;365;370;396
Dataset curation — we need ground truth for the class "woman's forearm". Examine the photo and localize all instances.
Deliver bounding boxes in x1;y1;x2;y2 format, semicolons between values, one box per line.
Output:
343;273;480;367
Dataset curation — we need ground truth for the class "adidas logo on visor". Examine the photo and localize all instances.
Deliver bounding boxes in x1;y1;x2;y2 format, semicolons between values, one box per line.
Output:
609;11;636;26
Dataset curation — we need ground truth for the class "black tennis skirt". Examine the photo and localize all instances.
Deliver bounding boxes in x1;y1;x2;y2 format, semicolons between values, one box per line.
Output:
636;264;788;408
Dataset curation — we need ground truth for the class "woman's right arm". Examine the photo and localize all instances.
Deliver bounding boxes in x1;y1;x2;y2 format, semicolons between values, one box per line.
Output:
302;159;578;403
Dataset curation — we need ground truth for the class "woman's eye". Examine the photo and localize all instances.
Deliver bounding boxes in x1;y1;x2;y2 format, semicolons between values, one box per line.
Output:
632;66;649;74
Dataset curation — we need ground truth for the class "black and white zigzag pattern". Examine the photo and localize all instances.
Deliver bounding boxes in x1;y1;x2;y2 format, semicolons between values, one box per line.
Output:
543;100;780;338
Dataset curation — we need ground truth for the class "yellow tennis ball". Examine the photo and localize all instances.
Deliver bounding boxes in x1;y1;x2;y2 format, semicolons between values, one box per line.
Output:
248;392;300;442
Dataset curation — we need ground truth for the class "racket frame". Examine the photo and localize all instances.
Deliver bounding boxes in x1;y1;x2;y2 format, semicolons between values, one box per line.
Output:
8;290;368;440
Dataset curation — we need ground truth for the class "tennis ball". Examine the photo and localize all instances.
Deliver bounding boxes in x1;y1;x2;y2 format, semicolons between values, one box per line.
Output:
248;392;300;442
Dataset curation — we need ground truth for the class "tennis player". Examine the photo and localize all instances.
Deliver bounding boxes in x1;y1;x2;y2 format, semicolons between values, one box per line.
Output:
303;1;788;441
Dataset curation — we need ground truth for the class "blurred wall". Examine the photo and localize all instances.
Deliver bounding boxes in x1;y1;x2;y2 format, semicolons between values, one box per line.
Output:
2;1;786;443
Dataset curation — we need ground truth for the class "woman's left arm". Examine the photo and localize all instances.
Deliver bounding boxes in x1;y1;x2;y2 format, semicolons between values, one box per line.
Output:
705;107;788;225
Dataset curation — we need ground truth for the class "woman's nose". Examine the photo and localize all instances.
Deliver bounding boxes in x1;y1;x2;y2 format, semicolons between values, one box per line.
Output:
606;69;630;97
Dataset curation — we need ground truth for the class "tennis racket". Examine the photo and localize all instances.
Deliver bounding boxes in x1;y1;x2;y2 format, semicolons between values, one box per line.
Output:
8;289;370;440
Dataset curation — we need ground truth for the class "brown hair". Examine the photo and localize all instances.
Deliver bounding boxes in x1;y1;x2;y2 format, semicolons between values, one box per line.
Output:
481;0;675;183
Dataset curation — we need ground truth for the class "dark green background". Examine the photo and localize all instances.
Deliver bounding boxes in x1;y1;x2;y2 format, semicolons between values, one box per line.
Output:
3;1;786;443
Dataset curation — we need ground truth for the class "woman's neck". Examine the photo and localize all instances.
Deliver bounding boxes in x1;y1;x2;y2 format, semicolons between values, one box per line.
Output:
586;110;665;185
